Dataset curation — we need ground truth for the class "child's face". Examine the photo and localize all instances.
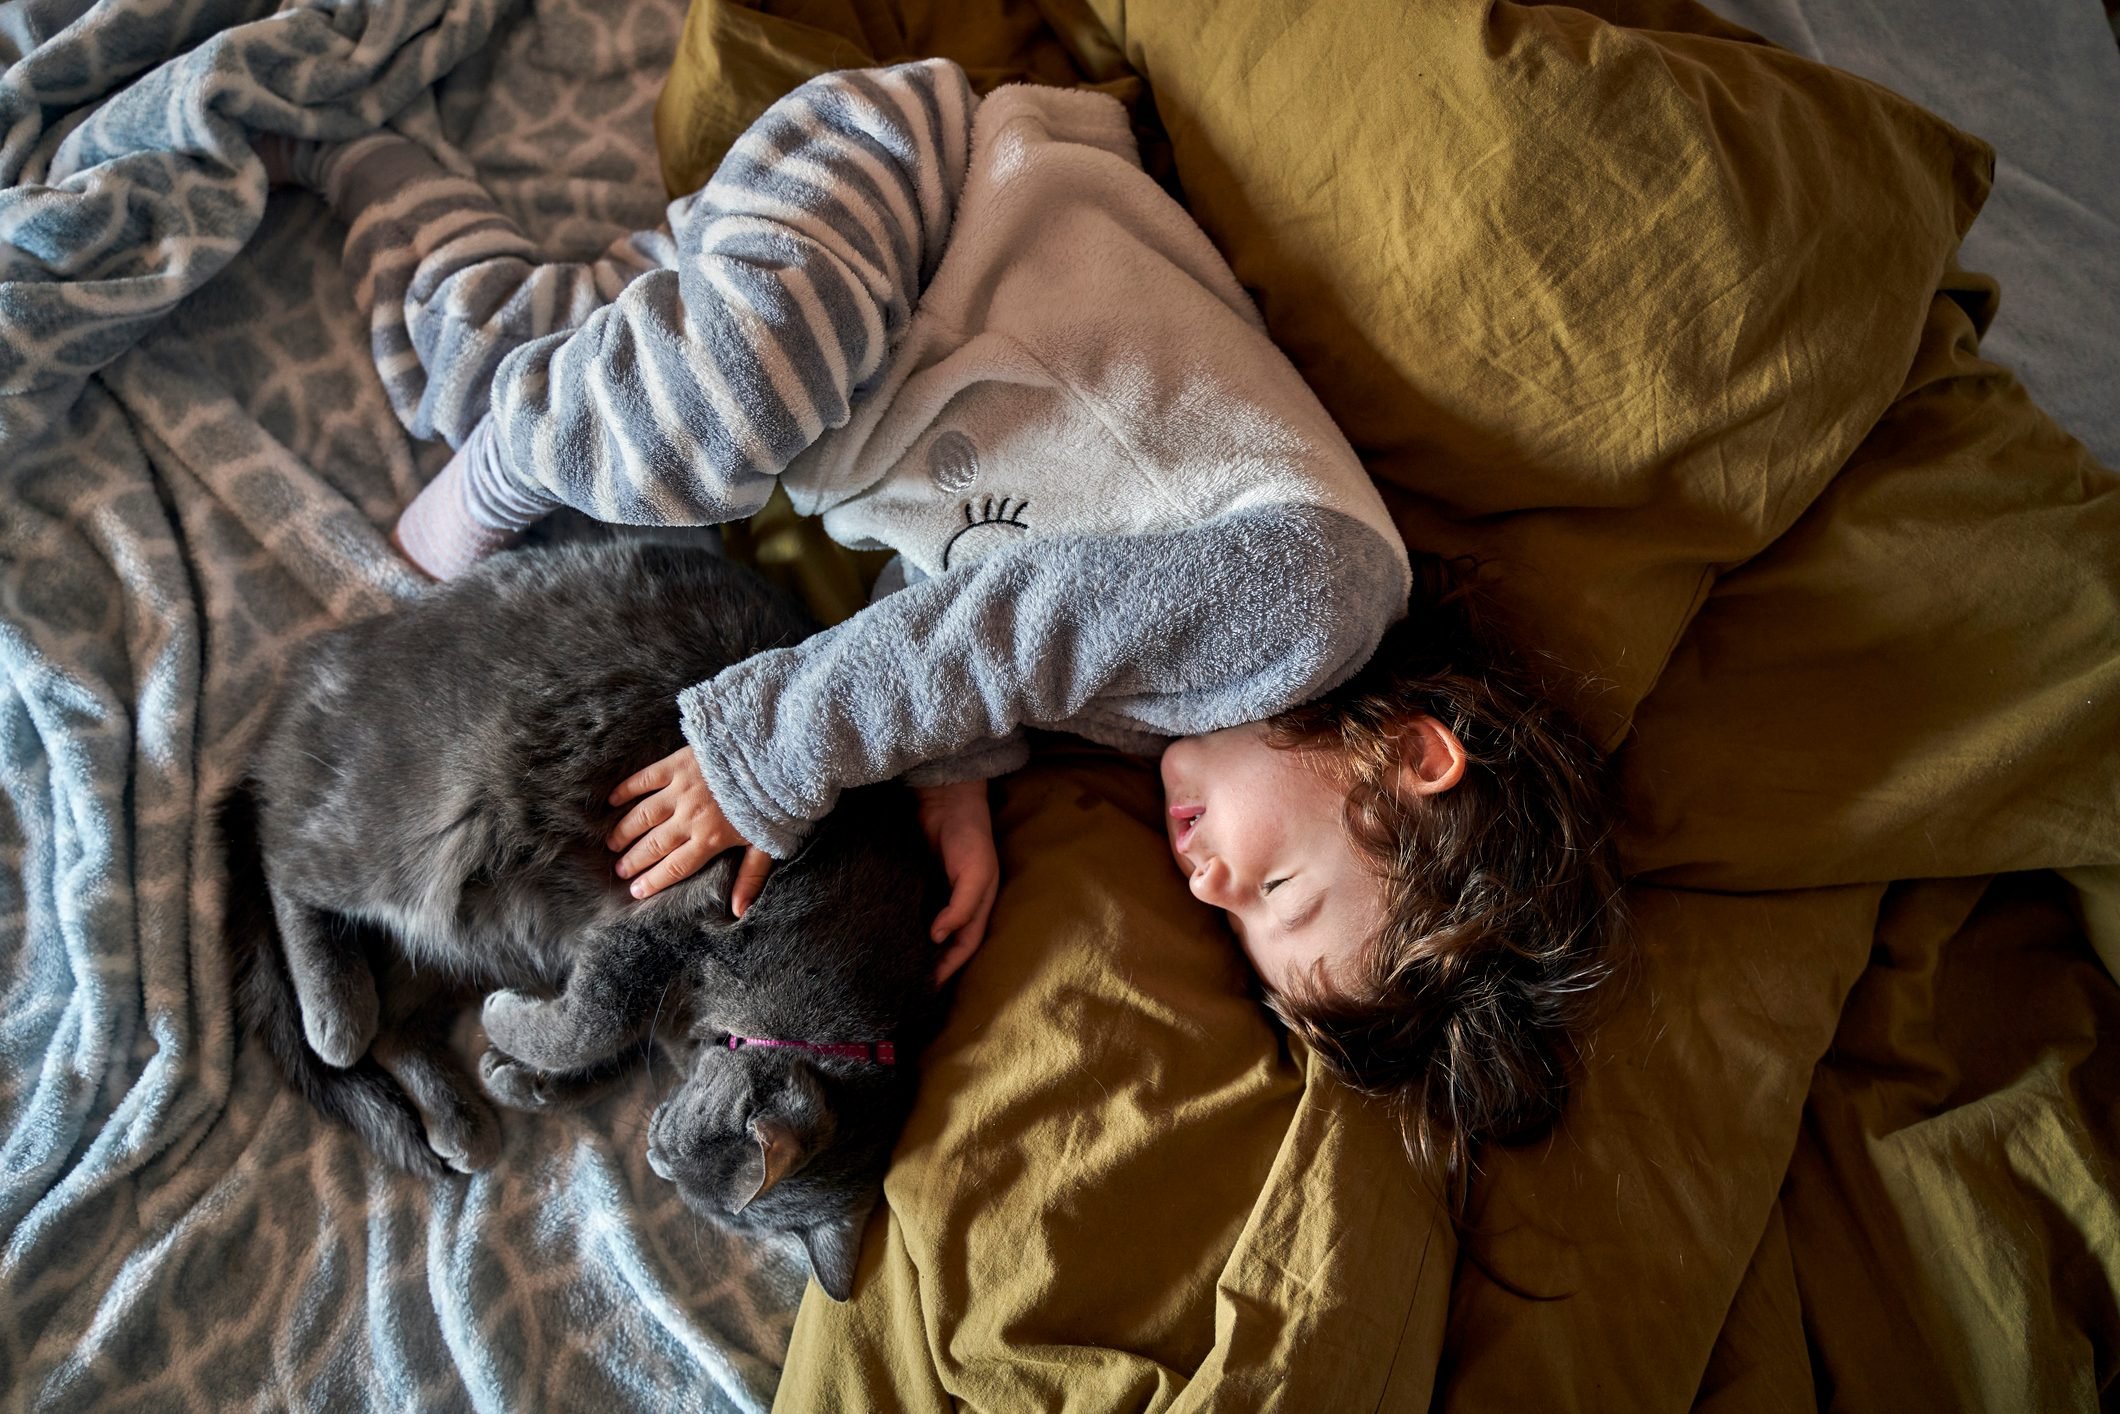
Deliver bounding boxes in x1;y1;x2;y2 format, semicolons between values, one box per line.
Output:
1158;724;1384;994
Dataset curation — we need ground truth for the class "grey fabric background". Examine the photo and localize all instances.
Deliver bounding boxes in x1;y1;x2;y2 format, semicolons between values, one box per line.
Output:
1705;0;2120;468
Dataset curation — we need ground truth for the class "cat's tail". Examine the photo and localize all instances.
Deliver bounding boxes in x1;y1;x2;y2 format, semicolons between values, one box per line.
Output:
216;784;447;1179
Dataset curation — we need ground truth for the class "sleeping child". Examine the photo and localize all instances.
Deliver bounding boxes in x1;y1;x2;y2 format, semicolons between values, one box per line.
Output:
266;58;1621;1192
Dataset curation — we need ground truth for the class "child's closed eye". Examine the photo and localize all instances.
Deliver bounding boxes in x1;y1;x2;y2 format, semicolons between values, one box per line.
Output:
1262;878;1288;896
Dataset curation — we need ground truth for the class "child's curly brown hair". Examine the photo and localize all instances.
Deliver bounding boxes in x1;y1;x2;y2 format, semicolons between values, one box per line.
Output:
1261;571;1626;1208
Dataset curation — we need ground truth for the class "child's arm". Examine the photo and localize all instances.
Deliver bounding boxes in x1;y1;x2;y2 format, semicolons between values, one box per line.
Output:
679;501;1406;858
312;60;975;575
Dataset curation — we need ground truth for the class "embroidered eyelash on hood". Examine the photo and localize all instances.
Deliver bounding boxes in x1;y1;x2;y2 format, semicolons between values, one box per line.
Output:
942;495;1031;569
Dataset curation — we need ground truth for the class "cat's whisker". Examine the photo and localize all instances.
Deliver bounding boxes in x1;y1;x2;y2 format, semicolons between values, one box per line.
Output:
299;748;345;779
644;974;679;1089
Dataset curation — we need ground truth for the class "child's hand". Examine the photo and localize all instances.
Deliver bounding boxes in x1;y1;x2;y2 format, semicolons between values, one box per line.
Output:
916;779;1000;984
606;746;773;913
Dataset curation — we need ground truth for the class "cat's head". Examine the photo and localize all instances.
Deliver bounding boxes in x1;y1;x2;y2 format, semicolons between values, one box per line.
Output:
645;1040;914;1300
645;784;942;1300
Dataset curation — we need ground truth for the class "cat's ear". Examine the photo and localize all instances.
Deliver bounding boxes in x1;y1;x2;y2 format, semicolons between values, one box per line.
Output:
801;1192;878;1303
736;1115;804;1212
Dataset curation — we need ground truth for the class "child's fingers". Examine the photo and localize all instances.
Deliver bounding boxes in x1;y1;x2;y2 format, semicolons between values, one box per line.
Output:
729;847;774;919
934;923;986;985
929;889;972;944
615;821;689;882
608;755;675;807
966;881;998;948
929;868;990;941
627;838;713;900
957;881;999;959
606;795;673;853
931;875;1000;983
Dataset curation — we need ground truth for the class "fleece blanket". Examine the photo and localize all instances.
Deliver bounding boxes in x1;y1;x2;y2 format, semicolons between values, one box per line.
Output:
0;1;809;1409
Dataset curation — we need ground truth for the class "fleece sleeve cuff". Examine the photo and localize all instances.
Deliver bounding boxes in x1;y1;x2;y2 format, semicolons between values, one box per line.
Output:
677;674;812;860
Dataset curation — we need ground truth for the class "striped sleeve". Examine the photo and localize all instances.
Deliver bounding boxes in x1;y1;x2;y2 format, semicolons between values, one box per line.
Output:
326;59;975;538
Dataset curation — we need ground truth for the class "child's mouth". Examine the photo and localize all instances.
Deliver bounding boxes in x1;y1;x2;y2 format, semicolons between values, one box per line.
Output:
1168;804;1204;853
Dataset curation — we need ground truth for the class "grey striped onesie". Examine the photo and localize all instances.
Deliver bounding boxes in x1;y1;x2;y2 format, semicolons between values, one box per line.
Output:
322;59;1411;857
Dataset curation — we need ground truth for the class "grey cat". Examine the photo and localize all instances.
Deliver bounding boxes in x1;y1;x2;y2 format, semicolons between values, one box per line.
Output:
218;538;942;1299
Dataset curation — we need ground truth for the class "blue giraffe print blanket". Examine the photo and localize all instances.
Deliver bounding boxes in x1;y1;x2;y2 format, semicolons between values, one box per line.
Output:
0;1;802;1408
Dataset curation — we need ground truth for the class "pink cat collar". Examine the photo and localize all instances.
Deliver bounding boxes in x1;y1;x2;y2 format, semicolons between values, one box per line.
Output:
726;1035;897;1065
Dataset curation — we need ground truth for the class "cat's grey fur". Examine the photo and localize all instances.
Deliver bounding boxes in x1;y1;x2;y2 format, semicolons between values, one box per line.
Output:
218;538;942;1299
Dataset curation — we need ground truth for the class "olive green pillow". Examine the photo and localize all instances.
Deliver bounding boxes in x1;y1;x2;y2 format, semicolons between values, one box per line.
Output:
1084;0;1992;741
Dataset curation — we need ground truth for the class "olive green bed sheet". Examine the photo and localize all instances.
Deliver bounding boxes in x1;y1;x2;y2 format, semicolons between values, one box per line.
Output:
654;2;2120;1407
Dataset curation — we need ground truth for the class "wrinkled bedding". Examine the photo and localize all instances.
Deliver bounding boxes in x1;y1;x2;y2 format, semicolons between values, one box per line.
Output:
0;2;804;1409
1710;0;2120;470
5;0;2118;1410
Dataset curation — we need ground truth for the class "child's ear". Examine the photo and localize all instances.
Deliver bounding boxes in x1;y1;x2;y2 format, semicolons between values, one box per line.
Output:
1395;715;1468;797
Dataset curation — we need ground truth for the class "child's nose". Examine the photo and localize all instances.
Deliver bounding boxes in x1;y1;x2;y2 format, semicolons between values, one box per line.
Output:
1187;855;1236;908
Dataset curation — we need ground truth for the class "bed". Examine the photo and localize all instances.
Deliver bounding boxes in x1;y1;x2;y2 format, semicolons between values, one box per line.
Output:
3;0;2116;1409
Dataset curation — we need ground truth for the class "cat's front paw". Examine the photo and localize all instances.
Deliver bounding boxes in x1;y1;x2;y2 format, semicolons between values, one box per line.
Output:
478;1048;625;1113
481;981;639;1071
479;1047;562;1111
479;988;568;1069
